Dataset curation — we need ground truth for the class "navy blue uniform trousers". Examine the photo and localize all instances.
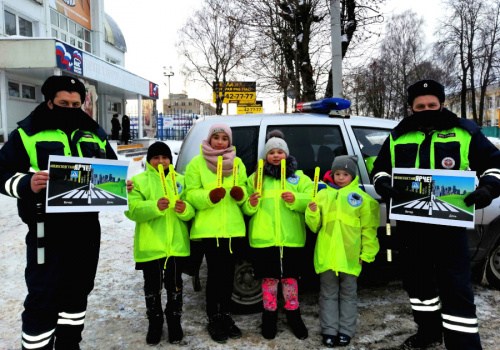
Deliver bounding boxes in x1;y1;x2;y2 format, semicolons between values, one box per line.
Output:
22;213;101;350
399;221;482;350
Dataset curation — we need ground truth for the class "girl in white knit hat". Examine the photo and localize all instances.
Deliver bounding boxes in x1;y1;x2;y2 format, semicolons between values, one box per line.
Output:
242;129;313;341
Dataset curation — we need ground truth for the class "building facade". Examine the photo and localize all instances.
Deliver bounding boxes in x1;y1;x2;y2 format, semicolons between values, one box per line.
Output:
447;86;500;127
163;93;216;116
0;0;158;142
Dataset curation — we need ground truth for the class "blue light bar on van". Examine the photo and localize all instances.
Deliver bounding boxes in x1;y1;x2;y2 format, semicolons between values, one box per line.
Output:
296;98;350;113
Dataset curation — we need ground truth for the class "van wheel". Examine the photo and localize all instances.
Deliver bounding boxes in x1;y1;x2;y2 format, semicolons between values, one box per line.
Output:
486;239;500;289
231;259;263;314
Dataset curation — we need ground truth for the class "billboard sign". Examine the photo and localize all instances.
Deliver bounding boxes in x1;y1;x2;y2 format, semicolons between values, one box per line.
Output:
56;41;83;75
52;0;92;30
149;82;159;99
213;81;256;104
237;100;263;114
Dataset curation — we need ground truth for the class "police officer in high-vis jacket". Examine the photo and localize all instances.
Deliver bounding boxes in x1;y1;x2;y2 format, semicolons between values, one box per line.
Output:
372;79;500;350
0;75;117;349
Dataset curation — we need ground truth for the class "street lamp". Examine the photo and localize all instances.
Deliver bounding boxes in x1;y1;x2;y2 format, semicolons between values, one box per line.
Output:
163;66;174;115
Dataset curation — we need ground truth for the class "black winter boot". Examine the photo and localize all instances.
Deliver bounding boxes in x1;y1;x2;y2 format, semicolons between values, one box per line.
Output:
261;309;278;340
221;312;242;339
285;309;308;340
207;314;228;343
145;292;164;345
165;290;184;344
403;332;443;349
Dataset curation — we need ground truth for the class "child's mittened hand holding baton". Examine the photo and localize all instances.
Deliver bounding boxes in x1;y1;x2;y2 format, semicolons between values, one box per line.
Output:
280;159;286;194
312;167;320;202
157;164;169;198
256;159;264;195
169;164;179;201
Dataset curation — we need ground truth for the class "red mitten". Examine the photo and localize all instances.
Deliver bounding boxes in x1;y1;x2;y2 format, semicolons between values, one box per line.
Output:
230;186;244;201
209;188;226;204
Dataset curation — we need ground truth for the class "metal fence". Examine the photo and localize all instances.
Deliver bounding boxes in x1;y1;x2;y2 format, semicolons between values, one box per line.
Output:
126;111;206;141
157;111;198;141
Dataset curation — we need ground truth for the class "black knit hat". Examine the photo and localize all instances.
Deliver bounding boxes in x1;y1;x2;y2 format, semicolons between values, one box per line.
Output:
407;79;445;106
147;142;173;164
41;75;86;104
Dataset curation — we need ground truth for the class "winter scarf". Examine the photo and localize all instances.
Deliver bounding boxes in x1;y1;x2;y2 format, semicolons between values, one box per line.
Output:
201;139;236;176
263;155;298;180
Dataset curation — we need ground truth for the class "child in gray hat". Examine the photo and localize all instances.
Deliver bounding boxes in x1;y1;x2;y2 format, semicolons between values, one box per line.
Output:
306;155;380;348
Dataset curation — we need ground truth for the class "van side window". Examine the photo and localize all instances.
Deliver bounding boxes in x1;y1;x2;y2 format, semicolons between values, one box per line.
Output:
231;126;259;176
267;125;346;179
352;127;391;178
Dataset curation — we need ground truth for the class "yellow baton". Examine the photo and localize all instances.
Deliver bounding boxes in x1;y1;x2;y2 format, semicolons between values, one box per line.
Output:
169;164;179;201
312;166;320;202
232;158;239;187
157;164;169;198
216;155;223;188
256;159;264;195
280;159;286;193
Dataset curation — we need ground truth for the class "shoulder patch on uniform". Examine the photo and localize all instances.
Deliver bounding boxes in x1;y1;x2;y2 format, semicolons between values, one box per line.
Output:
176;182;183;194
347;192;363;207
287;174;300;185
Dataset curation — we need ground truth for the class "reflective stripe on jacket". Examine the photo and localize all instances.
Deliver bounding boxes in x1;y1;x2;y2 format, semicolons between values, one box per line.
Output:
184;153;248;240
125;162;194;262
305;177;380;276
242;169;313;248
389;127;471;170
18;128;108;171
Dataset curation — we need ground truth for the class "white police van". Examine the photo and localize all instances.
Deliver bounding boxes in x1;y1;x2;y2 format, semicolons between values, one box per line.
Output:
175;98;500;312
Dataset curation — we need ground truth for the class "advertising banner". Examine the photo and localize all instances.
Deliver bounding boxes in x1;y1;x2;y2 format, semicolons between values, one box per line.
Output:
389;168;477;228
56;41;83;75
52;0;92;30
142;99;157;138
149;82;159;99
213;81;256;104
46;156;129;213
237;100;263;114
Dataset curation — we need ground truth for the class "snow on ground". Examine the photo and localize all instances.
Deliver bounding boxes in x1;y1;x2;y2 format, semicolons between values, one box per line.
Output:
0;139;499;349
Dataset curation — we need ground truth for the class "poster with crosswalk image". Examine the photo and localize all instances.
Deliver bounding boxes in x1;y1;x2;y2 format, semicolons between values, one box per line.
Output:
389;168;477;228
46;155;129;213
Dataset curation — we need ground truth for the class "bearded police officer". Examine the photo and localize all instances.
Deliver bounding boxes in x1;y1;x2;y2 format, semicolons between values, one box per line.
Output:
0;75;117;349
372;79;500;350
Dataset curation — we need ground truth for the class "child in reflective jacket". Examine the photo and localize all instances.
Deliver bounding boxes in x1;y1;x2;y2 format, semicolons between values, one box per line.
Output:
306;155;380;348
242;129;313;341
125;142;194;346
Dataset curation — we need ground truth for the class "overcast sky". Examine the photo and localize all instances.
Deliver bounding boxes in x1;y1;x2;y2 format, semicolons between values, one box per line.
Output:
103;0;443;113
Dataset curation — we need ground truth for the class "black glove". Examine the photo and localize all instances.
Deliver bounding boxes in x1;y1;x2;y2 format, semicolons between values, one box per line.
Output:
464;184;494;210
374;177;401;200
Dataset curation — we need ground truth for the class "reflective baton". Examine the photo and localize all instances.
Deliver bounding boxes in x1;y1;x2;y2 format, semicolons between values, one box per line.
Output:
312;167;320;202
216;156;223;188
256;159;264;195
280;159;286;194
157;164;169;198
232;158;239;187
169;164;179;201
